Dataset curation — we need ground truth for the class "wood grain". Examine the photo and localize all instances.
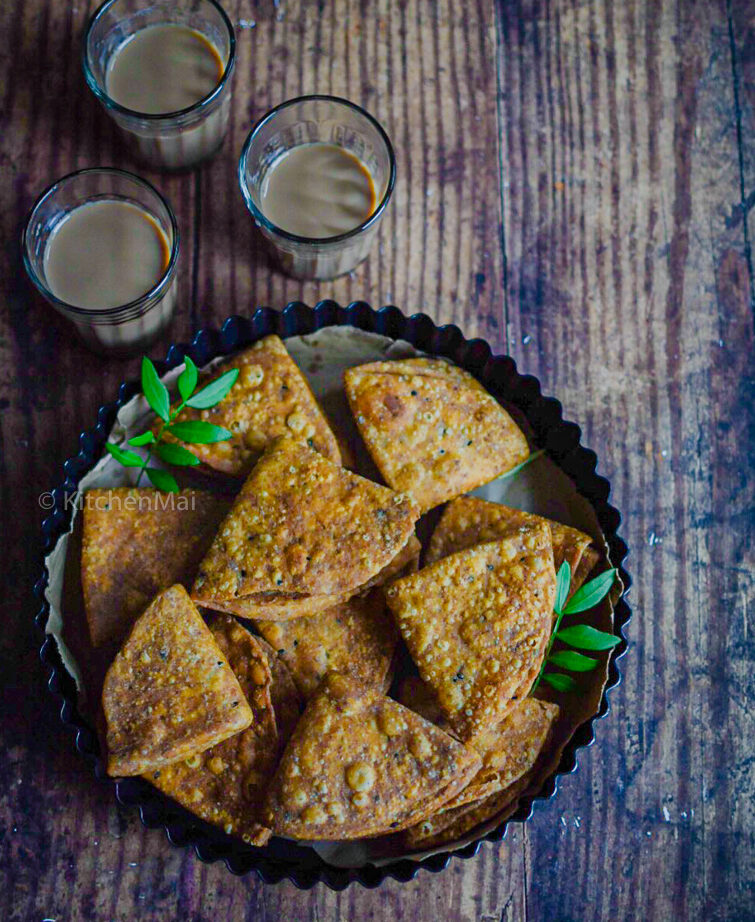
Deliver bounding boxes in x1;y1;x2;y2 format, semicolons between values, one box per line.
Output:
0;0;752;920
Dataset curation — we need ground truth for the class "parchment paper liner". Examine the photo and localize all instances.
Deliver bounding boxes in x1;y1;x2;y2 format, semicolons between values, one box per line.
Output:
43;327;616;868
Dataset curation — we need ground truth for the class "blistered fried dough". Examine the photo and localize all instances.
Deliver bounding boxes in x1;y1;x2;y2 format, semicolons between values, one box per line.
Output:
405;774;533;850
103;586;252;777
344;358;529;513
81;487;230;648
160;335;340;476
262;674;481;840
200;590;346;622
255;635;303;749
192;437;419;604
427;496;598;598
441;698;559;811
201;534;421;622
254;589;399;700
145;615;276;845
385;526;556;740
353;357;490;388
362;533;421;589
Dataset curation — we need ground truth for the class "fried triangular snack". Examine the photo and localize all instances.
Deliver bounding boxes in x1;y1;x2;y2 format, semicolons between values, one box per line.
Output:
344;358;529;512
255;635;303;749
199;590;346;621
145;615;276;845
385;525;556;740
203;534;421;621
192;436;419;604
427;496;598;598
102;585;252;776
160;335;341;477
353;357;490;390
405;773;533;850
254;588;399;700
262;674;481;839
441;698;559;810
81;488;230;648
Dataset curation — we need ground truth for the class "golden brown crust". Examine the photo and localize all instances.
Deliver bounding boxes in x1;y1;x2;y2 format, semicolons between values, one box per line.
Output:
441;698;559;810
262;674;481;840
426;496;598;599
385;527;556;740
201;534;421;621
344;358;530;512
159;335;341;476
145;615;276;845
102;586;252;776
192;436;419;603
81;487;230;648
253;589;398;700
404;774;533;850
254;635;304;749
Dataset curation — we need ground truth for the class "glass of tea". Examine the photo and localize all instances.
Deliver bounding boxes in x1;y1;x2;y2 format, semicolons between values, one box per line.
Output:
238;95;396;280
83;0;236;171
22;168;180;356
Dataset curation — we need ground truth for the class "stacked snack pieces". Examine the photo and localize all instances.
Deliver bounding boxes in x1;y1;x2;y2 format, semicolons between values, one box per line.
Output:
254;589;400;700
262;674;482;839
254;635;304;749
252;536;419;699
158;335;342;476
102;585;253;776
81;487;230;648
344;357;530;512
403;777;534;850
426;496;599;598
396;683;560;849
88;344;612;857
145;615;277;845
385;523;557;740
192;436;419;620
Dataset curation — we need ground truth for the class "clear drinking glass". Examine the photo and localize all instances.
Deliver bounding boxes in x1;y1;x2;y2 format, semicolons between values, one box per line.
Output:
238;95;396;280
22;168;180;357
83;0;236;171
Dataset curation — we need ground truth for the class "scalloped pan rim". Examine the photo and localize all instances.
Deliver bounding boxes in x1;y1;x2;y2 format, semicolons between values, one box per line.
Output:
34;300;631;890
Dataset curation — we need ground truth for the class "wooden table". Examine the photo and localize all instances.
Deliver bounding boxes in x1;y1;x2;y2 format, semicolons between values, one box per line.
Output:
1;1;753;919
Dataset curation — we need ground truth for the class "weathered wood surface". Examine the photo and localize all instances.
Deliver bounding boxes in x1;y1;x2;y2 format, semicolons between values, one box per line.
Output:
0;0;753;919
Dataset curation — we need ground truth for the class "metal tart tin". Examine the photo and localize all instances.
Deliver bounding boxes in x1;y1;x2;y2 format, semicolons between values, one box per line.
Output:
35;300;631;889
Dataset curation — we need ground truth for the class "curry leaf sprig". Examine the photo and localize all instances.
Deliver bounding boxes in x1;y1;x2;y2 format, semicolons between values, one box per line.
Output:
105;356;238;493
535;561;621;693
